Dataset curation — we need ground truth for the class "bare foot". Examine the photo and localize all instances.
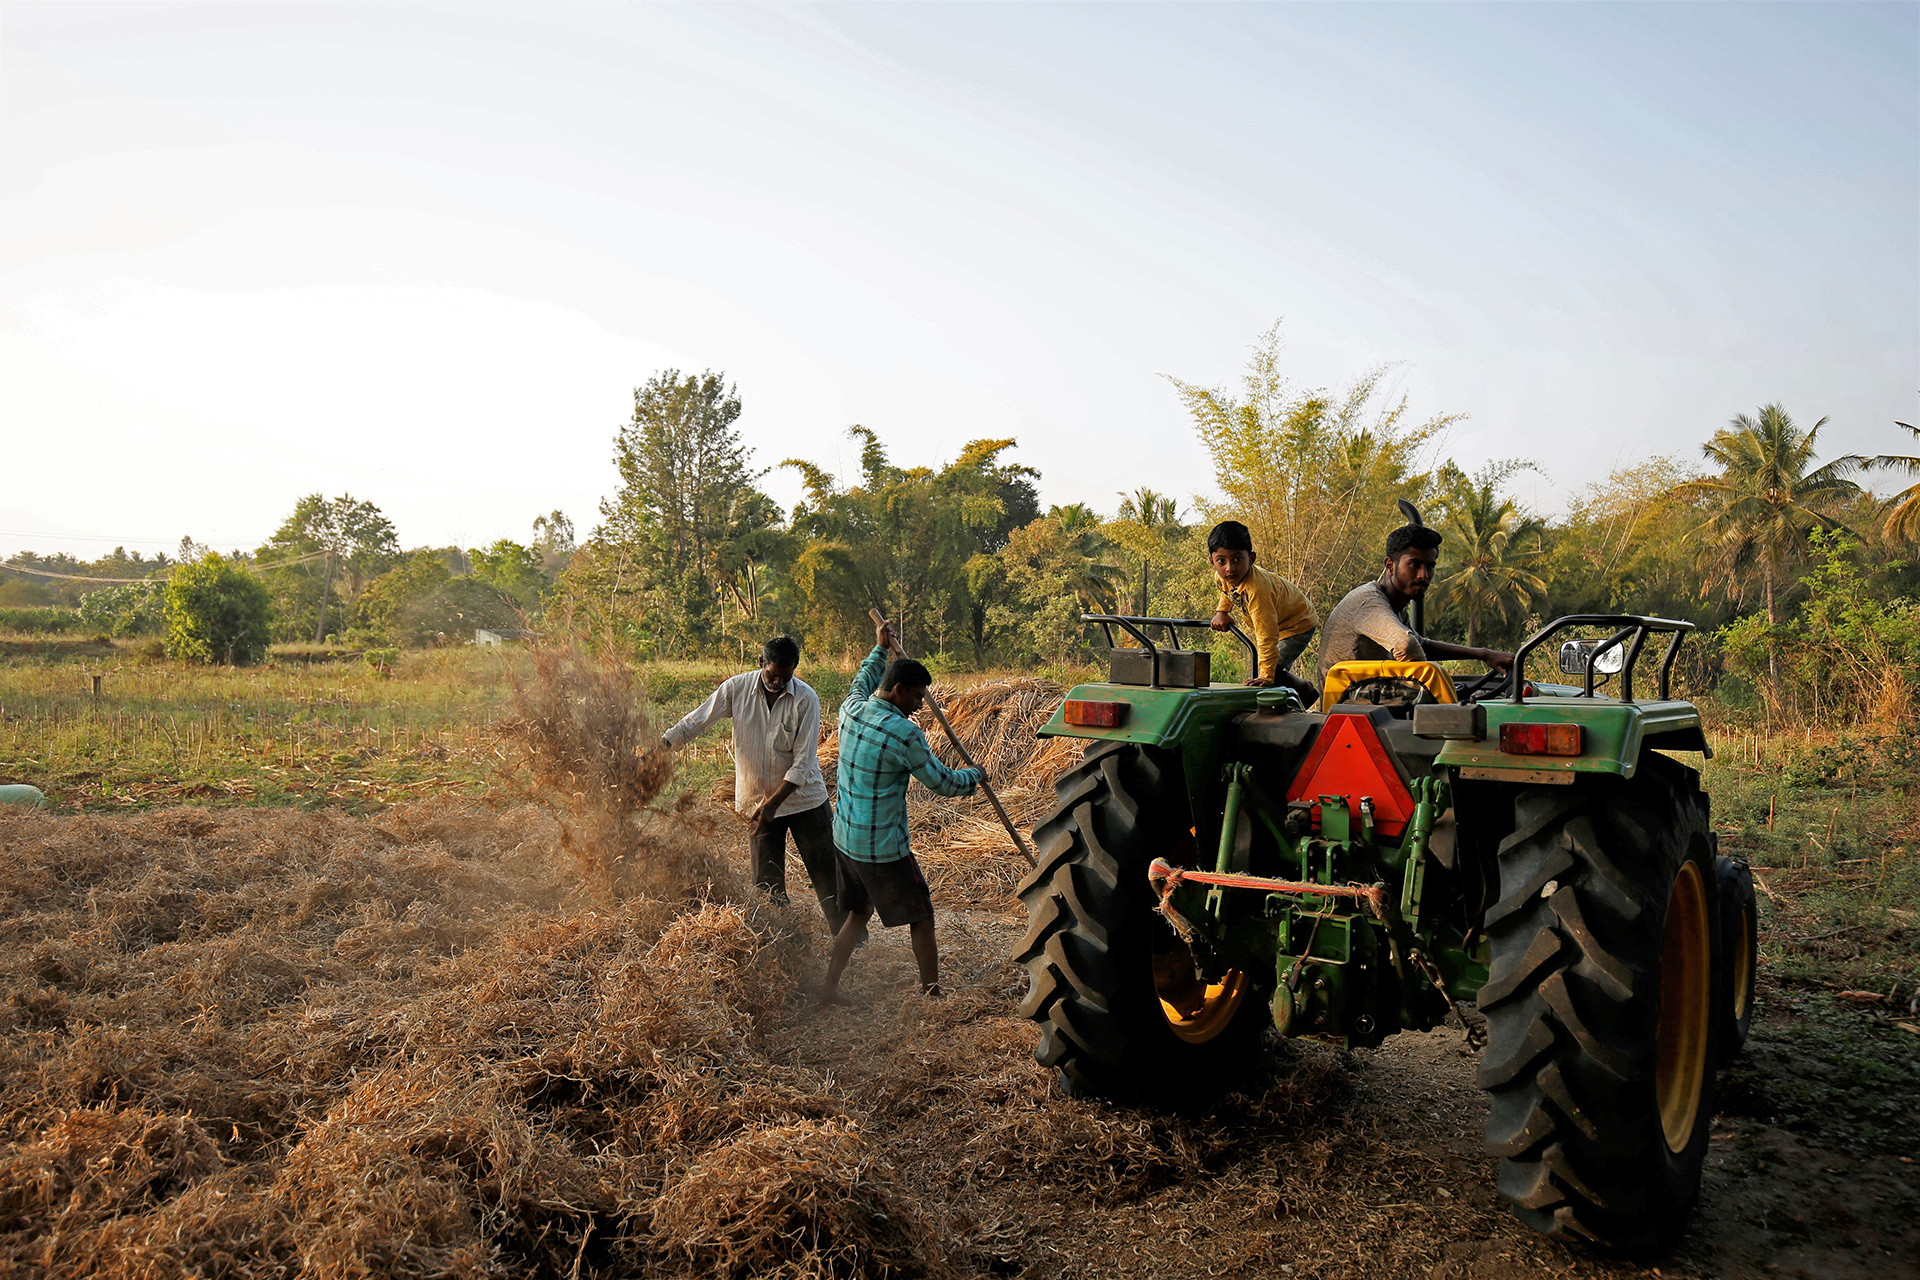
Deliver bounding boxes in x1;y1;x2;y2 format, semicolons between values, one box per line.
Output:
815;989;854;1008
921;983;945;999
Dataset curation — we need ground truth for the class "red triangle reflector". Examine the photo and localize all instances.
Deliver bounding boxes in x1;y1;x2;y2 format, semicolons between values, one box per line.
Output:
1285;713;1416;837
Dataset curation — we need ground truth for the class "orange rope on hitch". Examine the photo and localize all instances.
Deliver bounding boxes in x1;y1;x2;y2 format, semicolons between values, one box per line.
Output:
1147;858;1388;913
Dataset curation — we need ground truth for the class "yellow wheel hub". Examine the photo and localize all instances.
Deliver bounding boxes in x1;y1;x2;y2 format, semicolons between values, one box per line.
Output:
1154;948;1250;1045
1656;860;1712;1154
1731;898;1755;1022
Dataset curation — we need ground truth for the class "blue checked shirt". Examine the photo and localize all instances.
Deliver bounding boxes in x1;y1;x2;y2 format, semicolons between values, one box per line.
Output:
833;647;981;863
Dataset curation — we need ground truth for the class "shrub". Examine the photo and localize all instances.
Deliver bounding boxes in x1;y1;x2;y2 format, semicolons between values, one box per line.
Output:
1717;532;1920;725
163;554;275;665
0;578;58;607
0;607;81;636
76;582;165;637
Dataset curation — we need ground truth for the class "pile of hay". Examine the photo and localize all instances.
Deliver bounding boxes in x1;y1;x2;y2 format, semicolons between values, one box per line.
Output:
0;798;935;1278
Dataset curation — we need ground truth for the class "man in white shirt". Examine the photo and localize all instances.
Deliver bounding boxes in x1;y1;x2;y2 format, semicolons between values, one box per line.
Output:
659;635;842;934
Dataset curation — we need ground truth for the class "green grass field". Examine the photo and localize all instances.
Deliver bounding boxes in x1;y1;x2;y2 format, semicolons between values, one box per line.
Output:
0;643;852;812
0;641;1106;813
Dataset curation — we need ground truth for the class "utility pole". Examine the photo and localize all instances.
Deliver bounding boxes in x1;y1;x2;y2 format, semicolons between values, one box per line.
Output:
313;548;335;644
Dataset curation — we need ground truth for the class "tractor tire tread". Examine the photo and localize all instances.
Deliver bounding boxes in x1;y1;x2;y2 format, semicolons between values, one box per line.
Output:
1014;742;1265;1104
1477;771;1717;1252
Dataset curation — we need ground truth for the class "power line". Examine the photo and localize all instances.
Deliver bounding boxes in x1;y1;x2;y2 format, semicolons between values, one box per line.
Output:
0;548;330;585
0;564;169;584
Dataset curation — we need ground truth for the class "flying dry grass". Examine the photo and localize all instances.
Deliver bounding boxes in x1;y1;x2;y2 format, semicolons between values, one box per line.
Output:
497;640;741;901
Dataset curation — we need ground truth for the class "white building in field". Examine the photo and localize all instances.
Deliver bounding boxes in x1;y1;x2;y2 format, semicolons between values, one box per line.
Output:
474;628;542;647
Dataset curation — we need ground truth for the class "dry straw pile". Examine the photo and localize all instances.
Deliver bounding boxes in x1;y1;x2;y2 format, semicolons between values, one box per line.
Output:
0;793;912;1278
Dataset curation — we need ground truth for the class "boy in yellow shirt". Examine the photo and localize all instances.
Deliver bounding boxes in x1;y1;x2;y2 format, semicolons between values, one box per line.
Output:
1206;520;1319;689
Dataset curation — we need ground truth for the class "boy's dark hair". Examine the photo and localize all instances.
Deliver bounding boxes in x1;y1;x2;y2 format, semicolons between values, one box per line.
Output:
1207;520;1255;554
760;635;800;668
1385;525;1443;559
879;658;933;692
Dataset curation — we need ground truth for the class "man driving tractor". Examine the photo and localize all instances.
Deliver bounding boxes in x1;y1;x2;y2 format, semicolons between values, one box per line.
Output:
1319;523;1516;690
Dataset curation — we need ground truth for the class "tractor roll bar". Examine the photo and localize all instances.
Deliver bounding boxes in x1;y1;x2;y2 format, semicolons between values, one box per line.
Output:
1508;614;1695;704
1081;614;1260;682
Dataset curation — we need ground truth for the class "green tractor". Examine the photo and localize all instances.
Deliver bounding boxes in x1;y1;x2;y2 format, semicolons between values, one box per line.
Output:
1015;602;1758;1252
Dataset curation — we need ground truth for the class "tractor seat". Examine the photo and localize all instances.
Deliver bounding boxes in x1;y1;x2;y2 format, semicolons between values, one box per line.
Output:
1319;661;1459;714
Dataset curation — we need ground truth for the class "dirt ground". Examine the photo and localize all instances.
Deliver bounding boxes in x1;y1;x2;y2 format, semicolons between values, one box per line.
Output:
782;897;1920;1280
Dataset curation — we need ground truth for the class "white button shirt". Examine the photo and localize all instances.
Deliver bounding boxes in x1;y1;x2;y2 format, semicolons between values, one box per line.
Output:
661;671;829;819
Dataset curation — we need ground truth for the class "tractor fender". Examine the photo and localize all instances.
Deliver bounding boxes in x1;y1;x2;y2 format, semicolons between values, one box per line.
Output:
1433;698;1710;781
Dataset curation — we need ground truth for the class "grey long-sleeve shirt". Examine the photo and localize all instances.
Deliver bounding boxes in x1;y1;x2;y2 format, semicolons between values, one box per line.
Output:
1318;577;1427;681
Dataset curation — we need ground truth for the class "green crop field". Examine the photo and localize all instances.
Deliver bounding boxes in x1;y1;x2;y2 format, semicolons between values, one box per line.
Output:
0;642;851;812
0;641;1108;813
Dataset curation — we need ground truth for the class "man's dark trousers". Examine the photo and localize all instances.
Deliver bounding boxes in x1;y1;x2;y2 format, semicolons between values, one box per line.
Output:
750;802;846;934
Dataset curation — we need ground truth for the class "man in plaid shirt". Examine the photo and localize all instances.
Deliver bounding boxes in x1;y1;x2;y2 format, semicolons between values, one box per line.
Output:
818;616;981;1004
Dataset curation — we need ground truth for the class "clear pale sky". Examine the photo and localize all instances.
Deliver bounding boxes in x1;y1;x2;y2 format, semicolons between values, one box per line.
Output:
3;2;1915;560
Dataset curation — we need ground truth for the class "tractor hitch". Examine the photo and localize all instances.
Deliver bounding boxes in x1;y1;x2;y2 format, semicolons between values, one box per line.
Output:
1147;858;1389;945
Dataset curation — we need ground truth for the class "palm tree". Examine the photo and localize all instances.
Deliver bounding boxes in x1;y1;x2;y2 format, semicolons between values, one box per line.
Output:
1051;502;1104;533
1677;404;1861;626
1047;504;1126;611
1116;488;1180;526
1114;488;1183;614
1840;421;1920;544
1432;467;1546;647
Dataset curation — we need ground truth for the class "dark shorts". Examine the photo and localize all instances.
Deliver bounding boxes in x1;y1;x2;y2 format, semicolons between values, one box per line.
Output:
1273;627;1315;674
833;848;934;928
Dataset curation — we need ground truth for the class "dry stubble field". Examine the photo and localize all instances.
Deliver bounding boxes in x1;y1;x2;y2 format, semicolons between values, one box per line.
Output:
0;643;1914;1279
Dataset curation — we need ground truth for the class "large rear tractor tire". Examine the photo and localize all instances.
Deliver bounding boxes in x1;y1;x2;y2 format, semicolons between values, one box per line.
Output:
1714;854;1758;1057
1476;755;1719;1252
1014;742;1268;1103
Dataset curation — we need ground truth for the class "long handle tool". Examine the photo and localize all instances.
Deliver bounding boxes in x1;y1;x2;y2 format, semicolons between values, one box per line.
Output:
868;608;1036;867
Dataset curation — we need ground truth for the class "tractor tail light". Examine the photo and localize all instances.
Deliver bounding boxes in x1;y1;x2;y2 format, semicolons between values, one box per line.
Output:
1064;699;1127;728
1499;722;1583;756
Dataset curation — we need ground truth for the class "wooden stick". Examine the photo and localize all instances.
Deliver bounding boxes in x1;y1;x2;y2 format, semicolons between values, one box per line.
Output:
868;608;1037;867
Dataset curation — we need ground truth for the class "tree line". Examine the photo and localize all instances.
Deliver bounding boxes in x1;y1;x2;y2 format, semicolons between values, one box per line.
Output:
4;325;1916;722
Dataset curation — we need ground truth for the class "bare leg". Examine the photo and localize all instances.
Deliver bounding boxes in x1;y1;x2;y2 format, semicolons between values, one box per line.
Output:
819;905;873;1006
909;916;940;995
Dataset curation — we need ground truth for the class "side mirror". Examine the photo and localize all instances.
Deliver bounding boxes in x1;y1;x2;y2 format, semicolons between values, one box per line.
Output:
1559;638;1625;676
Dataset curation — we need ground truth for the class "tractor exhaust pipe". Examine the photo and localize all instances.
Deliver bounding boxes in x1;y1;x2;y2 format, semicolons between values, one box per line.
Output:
1396;499;1426;639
